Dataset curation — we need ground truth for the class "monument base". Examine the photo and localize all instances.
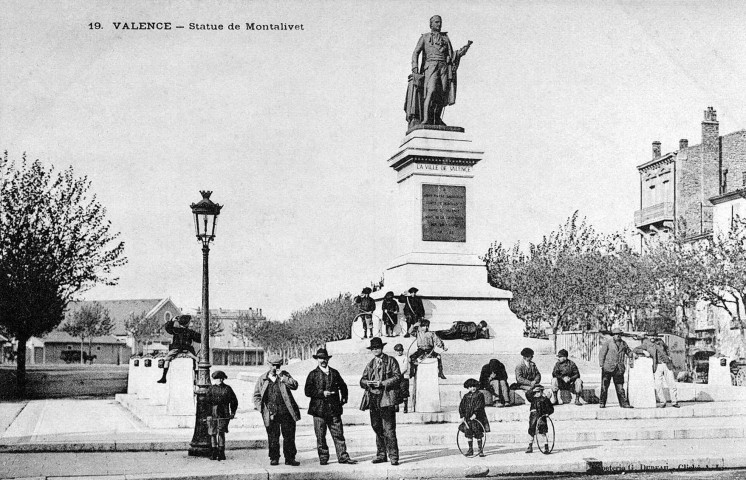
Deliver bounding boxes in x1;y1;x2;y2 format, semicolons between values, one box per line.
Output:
414;360;442;413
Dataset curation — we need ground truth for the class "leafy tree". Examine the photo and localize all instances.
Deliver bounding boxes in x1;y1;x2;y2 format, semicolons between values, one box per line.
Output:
232;310;266;365
61;302;114;363
193;314;225;337
124;311;163;355
0;153;126;392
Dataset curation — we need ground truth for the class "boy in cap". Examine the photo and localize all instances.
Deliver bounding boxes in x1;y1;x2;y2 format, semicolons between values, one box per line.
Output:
511;347;541;403
551;349;583;406
253;354;301;466
360;337;401;466
459;378;490;457
398;287;425;338
409;318;448;379
381;291;399;337
354;287;377;338
393;343;410;413
157;314;200;383
304;348;357;465
205;370;238;461
598;327;633;408
526;384;553;454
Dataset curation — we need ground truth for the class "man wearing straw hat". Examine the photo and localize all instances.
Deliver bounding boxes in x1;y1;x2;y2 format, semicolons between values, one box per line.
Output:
253;354;301;466
360;337;401;466
305;348;357;466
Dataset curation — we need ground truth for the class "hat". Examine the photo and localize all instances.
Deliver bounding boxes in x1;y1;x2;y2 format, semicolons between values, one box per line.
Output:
312;348;332;360
393;343;404;351
211;370;227;380
408;287;419;294
479;320;488;328
611;327;623;334
385;291;395;298
520;347;534;357
464;378;480;389
267;354;283;366
557;349;568;358
177;315;192;325
361;287;372;295
532;384;545;392
419;319;430;327
367;337;386;350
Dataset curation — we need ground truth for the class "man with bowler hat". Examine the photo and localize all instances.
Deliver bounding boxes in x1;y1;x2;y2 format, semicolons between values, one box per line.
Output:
398;287;425;338
253;354;301;466
598;326;633;409
304;348;357;465
360;337;401;466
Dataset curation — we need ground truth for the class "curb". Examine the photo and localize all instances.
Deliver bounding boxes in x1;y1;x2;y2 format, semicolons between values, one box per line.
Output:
0;439;266;453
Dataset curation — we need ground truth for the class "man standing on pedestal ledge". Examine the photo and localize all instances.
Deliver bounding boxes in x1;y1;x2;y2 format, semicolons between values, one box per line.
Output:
398;287;425;338
407;15;472;128
360;337;401;466
354;287;376;339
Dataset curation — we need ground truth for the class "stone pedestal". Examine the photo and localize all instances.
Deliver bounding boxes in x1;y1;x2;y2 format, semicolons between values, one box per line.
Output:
138;358;158;399
166;357;195;416
414;360;441;413
127;358;140;395
708;356;734;386
628;358;656;408
374;128;524;340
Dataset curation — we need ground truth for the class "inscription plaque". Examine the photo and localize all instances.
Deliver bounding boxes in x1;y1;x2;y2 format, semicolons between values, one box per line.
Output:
422;184;466;242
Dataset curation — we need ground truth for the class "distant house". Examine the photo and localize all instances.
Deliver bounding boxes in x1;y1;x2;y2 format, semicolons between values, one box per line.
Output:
188;307;267;366
38;331;130;365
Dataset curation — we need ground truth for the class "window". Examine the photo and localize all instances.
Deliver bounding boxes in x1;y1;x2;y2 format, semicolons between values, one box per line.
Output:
164;311;172;322
96;346;101;351
67;345;72;350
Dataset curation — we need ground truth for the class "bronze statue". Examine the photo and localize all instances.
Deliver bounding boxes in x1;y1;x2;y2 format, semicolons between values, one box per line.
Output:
406;15;472;128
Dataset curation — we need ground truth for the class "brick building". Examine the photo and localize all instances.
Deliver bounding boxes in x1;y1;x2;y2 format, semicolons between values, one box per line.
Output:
635;107;746;244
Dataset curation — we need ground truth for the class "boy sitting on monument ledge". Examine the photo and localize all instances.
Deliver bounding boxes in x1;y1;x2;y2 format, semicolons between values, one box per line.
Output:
157;314;200;384
409;319;448;379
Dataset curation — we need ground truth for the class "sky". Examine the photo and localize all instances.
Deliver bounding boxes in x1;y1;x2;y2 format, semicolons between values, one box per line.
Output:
3;1;746;320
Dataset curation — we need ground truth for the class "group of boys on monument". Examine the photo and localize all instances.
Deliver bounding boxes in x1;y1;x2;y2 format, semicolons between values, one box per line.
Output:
405;15;472;128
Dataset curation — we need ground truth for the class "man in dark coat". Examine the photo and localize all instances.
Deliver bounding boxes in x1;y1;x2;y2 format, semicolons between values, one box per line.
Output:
253;354;302;466
398;287;425;338
511;347;541;403
479;358;510;407
598;327;633;409
381;291;399;337
551;349;584;406
304;348;357;466
360;337;401;466
436;320;490;341
157;315;200;383
354;287;377;338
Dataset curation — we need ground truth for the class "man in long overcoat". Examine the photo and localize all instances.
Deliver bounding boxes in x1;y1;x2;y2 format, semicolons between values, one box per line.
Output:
598;327;633;408
253;354;302;466
304;348;357;465
360;337;401;466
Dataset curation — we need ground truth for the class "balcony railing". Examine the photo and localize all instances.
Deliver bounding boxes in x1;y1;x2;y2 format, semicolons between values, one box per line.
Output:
634;202;674;228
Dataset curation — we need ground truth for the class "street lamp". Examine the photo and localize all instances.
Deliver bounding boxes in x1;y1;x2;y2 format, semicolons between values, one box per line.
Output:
188;190;223;457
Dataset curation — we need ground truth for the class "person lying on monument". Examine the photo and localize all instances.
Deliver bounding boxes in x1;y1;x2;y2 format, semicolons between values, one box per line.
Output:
157;314;200;384
409;319;448;379
435;320;490;341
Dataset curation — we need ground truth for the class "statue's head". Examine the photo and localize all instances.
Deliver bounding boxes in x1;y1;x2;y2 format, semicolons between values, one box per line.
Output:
429;15;442;31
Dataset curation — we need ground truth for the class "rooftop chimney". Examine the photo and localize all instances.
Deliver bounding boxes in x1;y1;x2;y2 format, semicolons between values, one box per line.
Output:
679;138;688;150
702;106;719;145
652;141;661;159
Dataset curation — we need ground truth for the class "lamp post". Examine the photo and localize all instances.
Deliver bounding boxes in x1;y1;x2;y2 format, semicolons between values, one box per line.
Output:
188;190;223;456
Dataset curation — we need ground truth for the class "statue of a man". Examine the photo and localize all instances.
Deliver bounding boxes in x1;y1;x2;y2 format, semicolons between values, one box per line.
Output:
407;15;472;127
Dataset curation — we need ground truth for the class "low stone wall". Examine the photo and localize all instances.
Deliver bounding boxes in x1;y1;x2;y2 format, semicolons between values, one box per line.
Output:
0;366;128;399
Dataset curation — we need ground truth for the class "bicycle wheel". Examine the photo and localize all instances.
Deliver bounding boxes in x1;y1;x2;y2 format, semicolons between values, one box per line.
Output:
456;419;487;457
533;414;555;454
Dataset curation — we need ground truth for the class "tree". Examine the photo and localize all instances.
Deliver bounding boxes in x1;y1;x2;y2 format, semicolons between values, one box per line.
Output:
0;153;126;392
232;310;266;365
61;302;114;363
124;311;163;355
193;314;225;337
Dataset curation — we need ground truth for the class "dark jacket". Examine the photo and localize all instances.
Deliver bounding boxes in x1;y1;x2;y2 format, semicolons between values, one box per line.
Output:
164;320;201;354
253;370;301;427
458;391;490;432
479;359;508;391
599;338;632;374
354;295;376;313
360;353;401;409
304;366;348;418
515;361;541;387
382;298;399;322
552;359;580;382
398;294;425;319
206;383;239;419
